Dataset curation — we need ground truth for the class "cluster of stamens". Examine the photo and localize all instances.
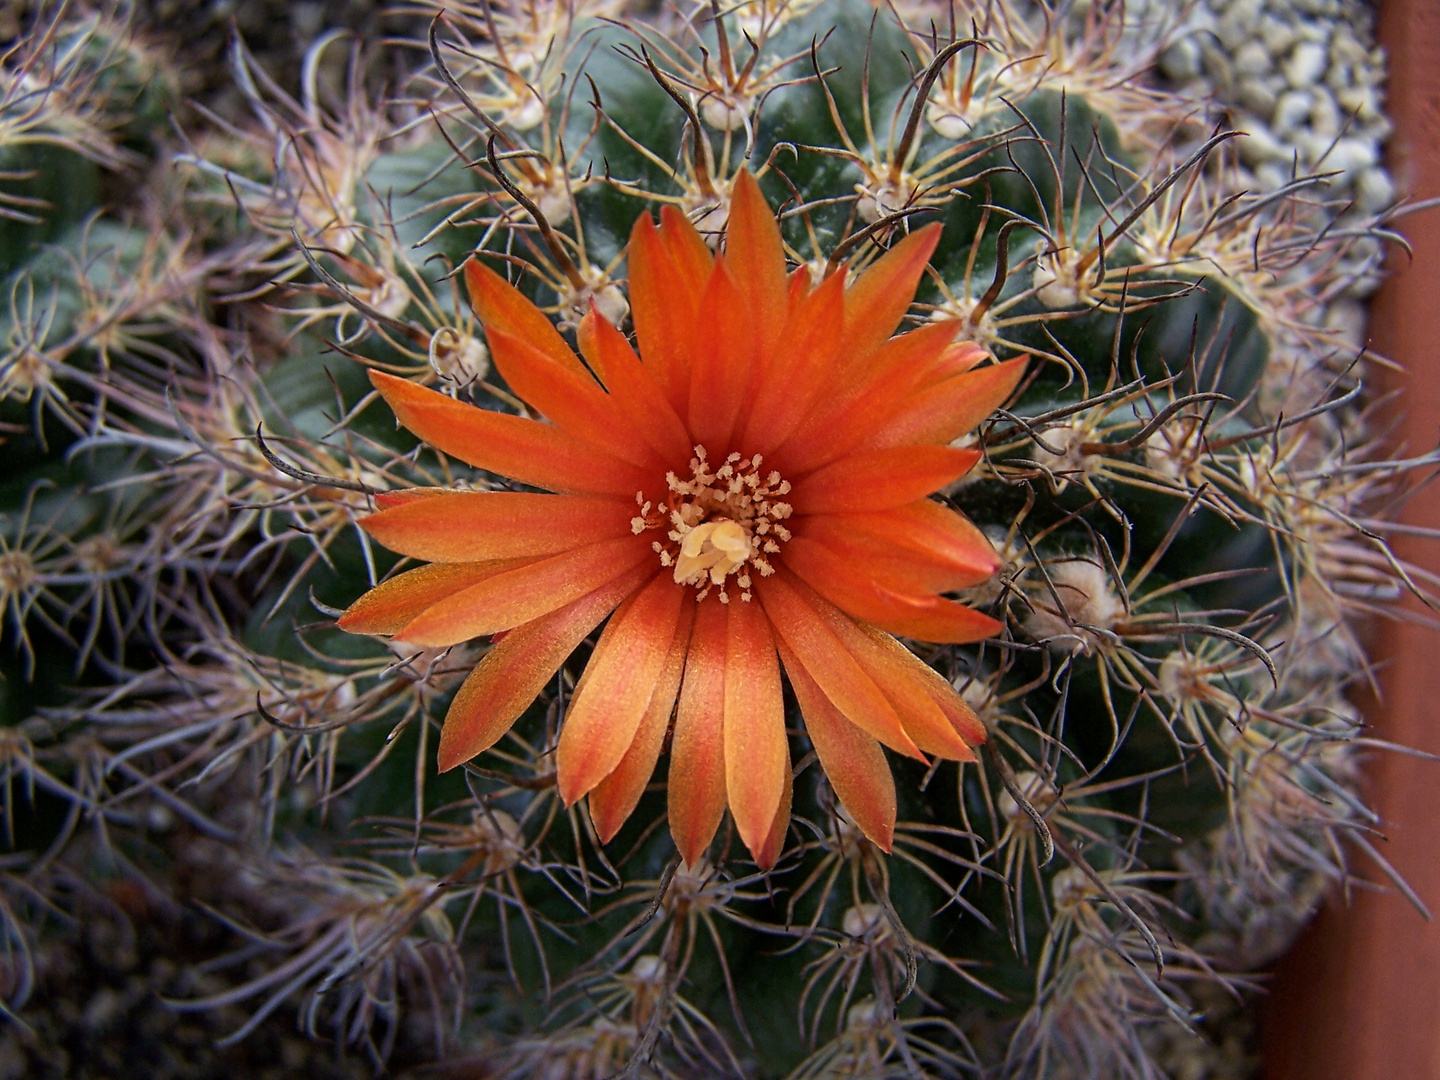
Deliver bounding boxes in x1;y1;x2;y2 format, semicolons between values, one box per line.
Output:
631;446;793;604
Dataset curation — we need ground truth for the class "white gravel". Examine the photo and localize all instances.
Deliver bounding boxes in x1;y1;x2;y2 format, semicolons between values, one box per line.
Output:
1149;0;1393;302
1159;2;1390;197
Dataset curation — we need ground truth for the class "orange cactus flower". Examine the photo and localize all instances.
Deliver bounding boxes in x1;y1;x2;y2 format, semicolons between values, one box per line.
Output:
339;171;1025;868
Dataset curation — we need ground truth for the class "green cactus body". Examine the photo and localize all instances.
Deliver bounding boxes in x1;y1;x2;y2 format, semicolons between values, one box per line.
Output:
0;2;1421;1078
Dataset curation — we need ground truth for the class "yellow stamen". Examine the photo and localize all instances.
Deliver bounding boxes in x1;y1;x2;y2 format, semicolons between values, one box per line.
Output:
674;520;751;587
633;445;792;602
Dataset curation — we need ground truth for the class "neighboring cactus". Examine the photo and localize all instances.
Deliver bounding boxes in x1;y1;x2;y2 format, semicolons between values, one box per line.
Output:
0;1;1430;1077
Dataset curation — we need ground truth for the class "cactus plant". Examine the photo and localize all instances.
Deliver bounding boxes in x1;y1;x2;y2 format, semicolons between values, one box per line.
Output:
0;1;1430;1077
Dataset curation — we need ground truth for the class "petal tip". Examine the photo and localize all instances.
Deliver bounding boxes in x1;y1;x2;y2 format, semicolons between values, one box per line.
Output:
591;810;622;846
675;836;707;869
909;219;944;255
731;167;762;201
368;368;407;393
628;207;659;247
555;765;589;809
435;743;468;774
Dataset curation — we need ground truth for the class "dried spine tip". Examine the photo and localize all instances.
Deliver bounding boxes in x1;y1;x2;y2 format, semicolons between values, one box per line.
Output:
998;770;1057;824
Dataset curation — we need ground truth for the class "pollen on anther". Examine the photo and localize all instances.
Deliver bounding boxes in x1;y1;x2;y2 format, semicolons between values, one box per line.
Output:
633;445;793;600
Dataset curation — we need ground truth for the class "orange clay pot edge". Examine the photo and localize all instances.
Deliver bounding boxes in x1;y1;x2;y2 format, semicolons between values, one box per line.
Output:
1261;3;1440;1078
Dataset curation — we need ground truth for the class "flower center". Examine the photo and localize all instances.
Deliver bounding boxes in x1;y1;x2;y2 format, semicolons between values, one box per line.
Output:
631;446;792;604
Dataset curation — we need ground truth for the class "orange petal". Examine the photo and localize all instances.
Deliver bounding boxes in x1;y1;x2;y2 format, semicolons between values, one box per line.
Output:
778;575;974;761
435;564;651;771
589;602;695;843
582;308;693;465
725;171;787;344
668;599;729;867
933;685;988;746
868;600;1005;645
927;340;990;381
790;517;994;597
740;270;845;456
464;259;590;377
687;257;756;452
868;357;1028;449
771;320;960;476
783;534;953;625
790;503;998;597
858;622;988;746
840;223;942;361
627;212;706;412
827;500;1000;587
373;487;450;509
576;311;604;376
754;738;792;871
555;574;687;805
723;597;787;860
487;327;659;469
338;560;526;636
834;624;975;761
757;572;922;759
369;371;653;498
787;265;812;305
789;446;981;514
357;492;633;563
395;536;651;647
659;204;715;282
780;637;896;852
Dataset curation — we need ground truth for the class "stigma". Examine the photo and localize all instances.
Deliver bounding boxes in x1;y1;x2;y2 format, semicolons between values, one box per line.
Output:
631;446;792;603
